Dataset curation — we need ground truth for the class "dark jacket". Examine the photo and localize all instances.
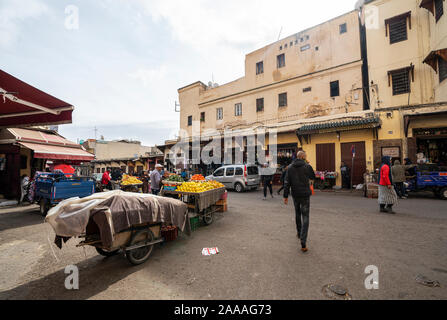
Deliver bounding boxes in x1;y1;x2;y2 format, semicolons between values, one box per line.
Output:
283;159;315;198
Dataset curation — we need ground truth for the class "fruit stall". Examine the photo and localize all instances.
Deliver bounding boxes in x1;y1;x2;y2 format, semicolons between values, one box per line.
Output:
120;174;143;193
160;174;226;226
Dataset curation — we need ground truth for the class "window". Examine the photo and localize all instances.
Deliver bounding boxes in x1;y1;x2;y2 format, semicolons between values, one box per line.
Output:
256;61;264;75
225;167;235;176
385;12;411;44
278;92;287;107
200;112;205;122
284;43;288;48
330;81;340;97
247;166;259;175
214;168;224;177
235;103;242;116
439;57;447;83
339;23;347;34
300;44;310;51
388;67;414;95
235;167;243;176
217;108;223;120
303;87;312;93
277;53;285;68
256;98;264;112
290;41;293;47
435;0;444;22
187;116;192;126
96;168;100;173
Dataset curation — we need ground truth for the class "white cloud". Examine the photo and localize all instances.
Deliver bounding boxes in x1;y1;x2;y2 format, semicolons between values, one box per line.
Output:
0;0;50;48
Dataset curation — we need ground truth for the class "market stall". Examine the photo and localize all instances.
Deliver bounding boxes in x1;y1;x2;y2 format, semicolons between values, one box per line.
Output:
314;171;338;190
160;176;226;226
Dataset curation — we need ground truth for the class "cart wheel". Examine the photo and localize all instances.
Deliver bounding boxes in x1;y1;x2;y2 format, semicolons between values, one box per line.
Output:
95;247;120;257
39;199;49;216
126;229;155;265
203;211;214;225
440;188;447;200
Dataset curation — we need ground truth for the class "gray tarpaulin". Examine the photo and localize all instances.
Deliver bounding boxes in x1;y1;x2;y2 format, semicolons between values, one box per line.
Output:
45;190;189;249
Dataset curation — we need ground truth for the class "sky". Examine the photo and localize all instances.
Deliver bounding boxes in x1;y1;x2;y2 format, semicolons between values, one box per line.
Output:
0;0;360;146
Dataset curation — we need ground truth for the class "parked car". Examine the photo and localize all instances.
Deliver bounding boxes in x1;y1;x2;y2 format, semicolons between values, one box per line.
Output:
206;164;260;192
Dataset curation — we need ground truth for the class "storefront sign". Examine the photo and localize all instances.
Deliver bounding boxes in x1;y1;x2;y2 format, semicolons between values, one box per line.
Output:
382;147;400;158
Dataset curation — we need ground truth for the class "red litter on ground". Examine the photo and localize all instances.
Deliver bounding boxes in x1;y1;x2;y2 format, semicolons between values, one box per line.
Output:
202;247;219;256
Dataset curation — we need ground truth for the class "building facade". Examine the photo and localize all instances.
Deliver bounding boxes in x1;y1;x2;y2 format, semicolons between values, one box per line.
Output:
82;139;163;175
176;1;447;186
364;0;447;168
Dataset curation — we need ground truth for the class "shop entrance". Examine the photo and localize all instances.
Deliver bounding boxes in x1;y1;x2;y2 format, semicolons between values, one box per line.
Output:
413;128;447;165
341;142;366;186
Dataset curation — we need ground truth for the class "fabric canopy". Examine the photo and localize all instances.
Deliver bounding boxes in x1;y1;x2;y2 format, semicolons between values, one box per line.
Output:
423;49;447;72
0;70;73;127
19;142;95;161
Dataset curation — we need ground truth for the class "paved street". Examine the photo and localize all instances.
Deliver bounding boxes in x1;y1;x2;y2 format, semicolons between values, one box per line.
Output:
0;190;446;300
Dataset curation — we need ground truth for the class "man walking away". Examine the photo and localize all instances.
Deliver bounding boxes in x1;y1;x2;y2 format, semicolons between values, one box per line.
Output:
261;163;274;200
378;156;398;214
340;161;351;189
150;164;163;195
283;151;315;252
277;166;288;195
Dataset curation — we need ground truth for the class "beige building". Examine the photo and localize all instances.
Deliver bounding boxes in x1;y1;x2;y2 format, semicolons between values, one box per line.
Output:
83;139;162;175
174;1;447;186
363;0;447;167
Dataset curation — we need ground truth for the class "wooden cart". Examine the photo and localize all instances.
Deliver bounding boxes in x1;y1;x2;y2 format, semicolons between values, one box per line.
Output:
77;222;163;265
160;187;226;226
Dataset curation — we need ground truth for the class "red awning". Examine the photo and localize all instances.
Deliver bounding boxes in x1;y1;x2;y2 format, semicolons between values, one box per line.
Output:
19;142;95;161
0;70;73;127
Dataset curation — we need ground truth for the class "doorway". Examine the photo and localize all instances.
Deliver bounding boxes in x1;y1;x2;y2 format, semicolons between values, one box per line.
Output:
341;142;366;186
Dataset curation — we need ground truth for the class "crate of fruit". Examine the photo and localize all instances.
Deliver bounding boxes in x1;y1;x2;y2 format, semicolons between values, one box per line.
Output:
163;186;178;191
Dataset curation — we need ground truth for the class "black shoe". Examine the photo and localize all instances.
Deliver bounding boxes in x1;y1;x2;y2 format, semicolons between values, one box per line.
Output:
380;205;387;213
386;206;396;214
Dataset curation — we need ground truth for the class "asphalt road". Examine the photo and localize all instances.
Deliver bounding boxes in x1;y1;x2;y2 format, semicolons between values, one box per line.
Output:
0;189;446;300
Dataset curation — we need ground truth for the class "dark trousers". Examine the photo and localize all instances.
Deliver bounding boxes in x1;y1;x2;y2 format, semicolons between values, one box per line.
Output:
152;189;160;196
263;182;273;197
292;197;310;245
277;184;285;194
394;182;405;198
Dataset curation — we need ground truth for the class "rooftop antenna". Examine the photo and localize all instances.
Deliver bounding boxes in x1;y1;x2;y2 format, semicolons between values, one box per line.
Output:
94;126;98;140
277;26;283;41
175;101;180;112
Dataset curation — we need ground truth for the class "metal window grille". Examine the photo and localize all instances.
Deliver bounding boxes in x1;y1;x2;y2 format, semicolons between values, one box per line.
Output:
256;98;264;112
200;112;205;122
278;93;287;107
216;108;223;120
435;0;444;22
277;54;285;68
330;81;340;97
387;14;409;44
234;103;242;116
339;23;347;34
390;69;411;95
303;87;312;93
188;116;192;126
256;61;264;75
439;57;447;83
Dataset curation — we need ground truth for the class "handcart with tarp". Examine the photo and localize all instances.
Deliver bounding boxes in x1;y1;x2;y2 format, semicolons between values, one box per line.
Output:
45;190;190;265
160;187;226;226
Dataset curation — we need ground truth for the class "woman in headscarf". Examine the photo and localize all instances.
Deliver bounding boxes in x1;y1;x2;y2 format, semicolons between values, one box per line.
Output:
378;156;398;214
